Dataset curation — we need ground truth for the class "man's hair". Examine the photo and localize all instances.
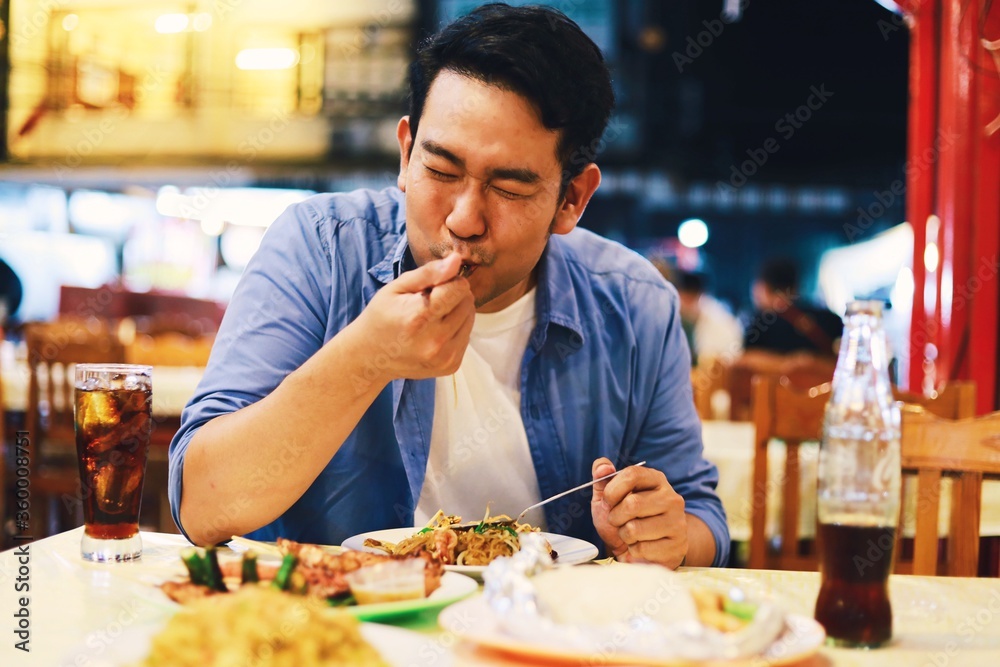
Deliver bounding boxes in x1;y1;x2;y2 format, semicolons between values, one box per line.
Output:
758;258;800;294
674;270;707;295
407;3;615;193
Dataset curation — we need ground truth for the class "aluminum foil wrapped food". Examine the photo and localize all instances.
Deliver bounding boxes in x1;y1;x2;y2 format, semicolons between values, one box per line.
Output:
482;534;787;661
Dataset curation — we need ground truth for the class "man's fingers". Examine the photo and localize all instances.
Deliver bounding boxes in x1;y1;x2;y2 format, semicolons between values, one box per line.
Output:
425;278;472;318
392;253;463;293
591;458;616;506
600;466;663;509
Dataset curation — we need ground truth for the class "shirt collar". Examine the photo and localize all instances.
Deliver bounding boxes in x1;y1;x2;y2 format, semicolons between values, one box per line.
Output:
369;233;413;286
368;231;587;350
532;236;586;350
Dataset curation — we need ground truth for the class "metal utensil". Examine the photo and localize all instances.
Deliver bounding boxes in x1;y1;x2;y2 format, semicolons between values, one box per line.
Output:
514;461;647;523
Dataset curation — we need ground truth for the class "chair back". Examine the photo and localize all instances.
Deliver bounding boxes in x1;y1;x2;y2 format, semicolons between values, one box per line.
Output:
24;320;126;449
748;374;831;570
729;352;835;421
23;320;125;535
893;381;976;419
691;358;729;420
124;332;214;367
897;406;1000;576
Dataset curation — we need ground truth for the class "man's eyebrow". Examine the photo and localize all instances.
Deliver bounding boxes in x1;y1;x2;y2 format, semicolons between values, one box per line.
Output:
421;140;541;185
487;167;541;185
421;140;464;168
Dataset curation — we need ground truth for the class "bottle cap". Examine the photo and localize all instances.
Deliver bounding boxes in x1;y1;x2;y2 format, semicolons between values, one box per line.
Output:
846;300;884;317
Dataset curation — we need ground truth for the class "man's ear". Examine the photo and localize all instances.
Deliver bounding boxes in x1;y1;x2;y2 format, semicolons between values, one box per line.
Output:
397;116;413;192
552;163;601;235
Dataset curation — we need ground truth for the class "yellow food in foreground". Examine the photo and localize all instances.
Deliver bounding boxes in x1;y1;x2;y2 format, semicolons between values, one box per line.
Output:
141;585;387;667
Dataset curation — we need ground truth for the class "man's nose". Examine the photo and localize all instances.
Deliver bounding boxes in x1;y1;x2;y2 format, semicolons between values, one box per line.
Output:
445;184;487;239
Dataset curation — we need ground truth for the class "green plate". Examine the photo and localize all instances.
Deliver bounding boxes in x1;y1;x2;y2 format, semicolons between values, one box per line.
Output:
345;571;478;621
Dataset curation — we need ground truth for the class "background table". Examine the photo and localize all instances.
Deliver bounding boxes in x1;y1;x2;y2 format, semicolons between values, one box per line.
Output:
0;351;203;416
2;529;999;666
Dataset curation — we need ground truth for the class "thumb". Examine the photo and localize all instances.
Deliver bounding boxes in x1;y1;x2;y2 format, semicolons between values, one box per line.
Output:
392;253;463;294
591;457;616;507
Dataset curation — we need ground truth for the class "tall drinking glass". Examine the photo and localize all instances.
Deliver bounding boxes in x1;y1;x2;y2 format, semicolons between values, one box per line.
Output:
74;364;152;562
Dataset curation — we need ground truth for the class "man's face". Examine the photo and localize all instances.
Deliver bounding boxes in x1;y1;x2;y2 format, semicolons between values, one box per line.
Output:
397;70;598;313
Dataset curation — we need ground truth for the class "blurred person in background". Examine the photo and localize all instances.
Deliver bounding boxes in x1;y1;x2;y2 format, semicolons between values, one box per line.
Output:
170;3;728;570
671;269;742;367
743;257;843;358
0;258;23;329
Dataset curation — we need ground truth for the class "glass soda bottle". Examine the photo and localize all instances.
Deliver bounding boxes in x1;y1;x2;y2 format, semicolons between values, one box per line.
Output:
814;300;901;648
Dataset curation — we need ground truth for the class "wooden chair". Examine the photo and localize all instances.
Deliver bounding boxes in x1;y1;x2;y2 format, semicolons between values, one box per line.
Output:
691;357;729;420
729;351;835;421
893;381;976;419
24;320;125;537
896;406;1000;576
890;381;978;572
124;332;214;367
748;374;831;570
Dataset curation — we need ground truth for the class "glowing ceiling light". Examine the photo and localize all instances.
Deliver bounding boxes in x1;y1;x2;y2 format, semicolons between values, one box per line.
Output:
155;14;189;34
235;48;300;71
62;14;79;31
678;218;709;249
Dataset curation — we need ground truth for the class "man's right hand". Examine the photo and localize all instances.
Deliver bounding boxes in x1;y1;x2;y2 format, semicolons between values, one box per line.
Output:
355;252;475;381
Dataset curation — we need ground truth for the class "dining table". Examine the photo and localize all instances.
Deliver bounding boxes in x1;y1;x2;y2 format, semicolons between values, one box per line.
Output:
2;528;999;666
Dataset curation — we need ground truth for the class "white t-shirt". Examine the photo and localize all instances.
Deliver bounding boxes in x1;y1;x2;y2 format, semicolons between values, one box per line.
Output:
415;287;547;529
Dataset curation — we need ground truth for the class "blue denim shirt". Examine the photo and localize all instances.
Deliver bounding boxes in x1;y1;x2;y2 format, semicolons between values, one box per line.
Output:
168;187;729;566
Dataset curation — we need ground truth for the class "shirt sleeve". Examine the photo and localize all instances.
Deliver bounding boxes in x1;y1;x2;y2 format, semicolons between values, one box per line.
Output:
167;201;333;540
627;279;731;567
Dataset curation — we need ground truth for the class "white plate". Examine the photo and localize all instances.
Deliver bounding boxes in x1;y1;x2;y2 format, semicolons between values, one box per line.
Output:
439;595;826;666
341;527;600;577
66;619;455;667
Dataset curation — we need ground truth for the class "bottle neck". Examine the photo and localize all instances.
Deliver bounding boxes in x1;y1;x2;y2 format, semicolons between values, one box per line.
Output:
835;311;891;380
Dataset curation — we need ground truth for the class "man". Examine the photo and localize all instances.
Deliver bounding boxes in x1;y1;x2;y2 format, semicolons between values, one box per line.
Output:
743;258;844;357
170;3;728;569
671;270;742;366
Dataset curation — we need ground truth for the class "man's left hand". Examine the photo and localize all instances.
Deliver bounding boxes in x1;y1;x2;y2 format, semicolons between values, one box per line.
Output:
590;457;688;568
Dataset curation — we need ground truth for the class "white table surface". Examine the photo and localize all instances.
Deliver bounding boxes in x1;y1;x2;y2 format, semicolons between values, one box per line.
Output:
2;529;999;666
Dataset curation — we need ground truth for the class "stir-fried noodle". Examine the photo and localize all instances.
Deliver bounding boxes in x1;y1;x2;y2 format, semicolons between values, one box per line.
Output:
365;509;551;566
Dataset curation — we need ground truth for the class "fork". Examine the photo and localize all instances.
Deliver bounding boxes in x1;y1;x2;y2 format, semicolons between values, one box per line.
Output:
514;461;647;524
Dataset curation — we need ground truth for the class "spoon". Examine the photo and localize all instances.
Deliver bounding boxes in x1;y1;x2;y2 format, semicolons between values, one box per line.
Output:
514;461;647;524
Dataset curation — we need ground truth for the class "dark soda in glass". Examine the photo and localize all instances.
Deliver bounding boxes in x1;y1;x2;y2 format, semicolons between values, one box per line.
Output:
815;522;895;647
75;385;152;540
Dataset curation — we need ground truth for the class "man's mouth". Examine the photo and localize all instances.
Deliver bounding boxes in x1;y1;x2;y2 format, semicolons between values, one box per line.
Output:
459;262;478;278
